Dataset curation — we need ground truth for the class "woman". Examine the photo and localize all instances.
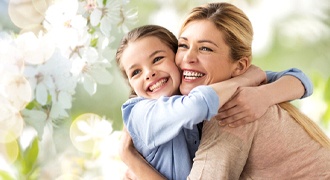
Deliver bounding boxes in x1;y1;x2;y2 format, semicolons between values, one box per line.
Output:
181;4;330;179
120;2;330;179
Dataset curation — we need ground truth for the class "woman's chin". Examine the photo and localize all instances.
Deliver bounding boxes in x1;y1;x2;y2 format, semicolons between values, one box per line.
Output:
179;85;195;95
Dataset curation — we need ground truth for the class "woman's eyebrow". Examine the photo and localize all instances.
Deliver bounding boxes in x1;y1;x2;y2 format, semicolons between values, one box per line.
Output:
178;37;218;47
198;40;218;47
178;37;187;41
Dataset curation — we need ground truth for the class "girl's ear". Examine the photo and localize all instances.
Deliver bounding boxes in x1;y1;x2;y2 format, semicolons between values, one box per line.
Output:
231;57;251;77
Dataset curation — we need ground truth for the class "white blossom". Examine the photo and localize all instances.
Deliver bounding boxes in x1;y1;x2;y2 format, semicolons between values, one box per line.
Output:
0;102;24;143
21;109;48;140
2;75;32;111
71;46;112;95
70;113;113;153
44;0;88;53
1;0;138;177
15;32;55;65
89;0;137;35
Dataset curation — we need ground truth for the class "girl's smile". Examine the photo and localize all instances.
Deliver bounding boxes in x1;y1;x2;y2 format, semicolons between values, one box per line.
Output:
147;77;169;92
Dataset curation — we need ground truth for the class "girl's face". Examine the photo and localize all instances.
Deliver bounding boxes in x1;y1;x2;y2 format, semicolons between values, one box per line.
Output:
120;36;181;99
176;20;237;95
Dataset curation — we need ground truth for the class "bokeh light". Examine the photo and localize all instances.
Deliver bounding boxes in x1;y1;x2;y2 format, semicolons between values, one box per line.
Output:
0;138;19;164
70;113;113;153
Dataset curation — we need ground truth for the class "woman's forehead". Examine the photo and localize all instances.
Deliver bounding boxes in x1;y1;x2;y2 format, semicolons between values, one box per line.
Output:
180;20;222;40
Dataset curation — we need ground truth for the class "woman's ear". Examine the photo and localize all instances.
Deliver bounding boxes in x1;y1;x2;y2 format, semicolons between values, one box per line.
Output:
231;57;250;77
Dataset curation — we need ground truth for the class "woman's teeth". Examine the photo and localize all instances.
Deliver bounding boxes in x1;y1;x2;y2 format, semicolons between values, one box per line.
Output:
149;78;168;91
183;70;204;80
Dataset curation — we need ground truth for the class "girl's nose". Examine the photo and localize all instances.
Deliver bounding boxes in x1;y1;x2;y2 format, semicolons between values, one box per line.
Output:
145;70;156;80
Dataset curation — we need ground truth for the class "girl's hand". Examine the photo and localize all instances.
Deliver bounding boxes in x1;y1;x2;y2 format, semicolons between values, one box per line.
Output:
119;126;135;160
215;86;271;127
119;126;138;180
214;65;269;127
240;65;267;86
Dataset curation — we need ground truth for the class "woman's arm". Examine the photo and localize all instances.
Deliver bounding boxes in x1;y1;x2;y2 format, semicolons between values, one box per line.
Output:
119;126;166;180
216;68;313;127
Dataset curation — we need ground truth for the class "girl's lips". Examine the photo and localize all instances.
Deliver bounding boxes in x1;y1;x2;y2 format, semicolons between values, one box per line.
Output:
147;77;169;92
182;70;205;80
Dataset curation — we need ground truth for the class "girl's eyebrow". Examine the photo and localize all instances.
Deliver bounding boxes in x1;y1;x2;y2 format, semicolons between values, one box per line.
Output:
178;36;218;47
149;50;165;58
127;50;166;70
128;64;138;71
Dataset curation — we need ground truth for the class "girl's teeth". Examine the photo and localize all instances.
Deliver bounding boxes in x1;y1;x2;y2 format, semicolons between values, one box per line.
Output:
149;79;167;91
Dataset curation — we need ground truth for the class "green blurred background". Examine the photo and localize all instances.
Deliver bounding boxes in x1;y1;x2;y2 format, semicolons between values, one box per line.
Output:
1;0;329;133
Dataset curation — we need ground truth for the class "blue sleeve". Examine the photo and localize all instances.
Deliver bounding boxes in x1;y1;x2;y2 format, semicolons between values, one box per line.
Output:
122;85;219;148
265;68;313;98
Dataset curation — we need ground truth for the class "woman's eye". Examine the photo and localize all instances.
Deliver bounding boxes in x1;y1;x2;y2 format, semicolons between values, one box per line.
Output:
131;69;141;77
153;56;163;63
200;46;212;51
178;43;188;49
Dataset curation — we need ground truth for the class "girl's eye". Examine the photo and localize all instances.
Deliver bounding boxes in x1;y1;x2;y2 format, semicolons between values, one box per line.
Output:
131;69;141;77
153;56;163;63
200;46;212;52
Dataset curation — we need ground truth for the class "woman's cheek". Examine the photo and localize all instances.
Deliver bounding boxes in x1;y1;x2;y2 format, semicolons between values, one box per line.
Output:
175;53;183;66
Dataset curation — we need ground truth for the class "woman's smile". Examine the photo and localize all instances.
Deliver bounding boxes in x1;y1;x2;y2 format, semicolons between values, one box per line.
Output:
182;70;205;80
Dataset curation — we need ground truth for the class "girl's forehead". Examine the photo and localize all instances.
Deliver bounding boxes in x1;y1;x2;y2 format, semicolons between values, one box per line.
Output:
121;37;173;68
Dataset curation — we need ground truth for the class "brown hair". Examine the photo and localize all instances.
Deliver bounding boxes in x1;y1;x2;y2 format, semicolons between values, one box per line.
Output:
180;2;253;62
116;25;178;95
116;25;178;79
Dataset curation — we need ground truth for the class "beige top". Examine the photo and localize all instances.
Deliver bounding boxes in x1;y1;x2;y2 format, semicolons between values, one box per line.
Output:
188;104;330;180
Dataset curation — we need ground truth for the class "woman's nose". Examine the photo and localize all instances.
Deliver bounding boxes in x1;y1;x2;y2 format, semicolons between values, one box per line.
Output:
182;49;197;64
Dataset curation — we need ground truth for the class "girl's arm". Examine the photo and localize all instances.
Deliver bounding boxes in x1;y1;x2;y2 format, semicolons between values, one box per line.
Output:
216;68;313;127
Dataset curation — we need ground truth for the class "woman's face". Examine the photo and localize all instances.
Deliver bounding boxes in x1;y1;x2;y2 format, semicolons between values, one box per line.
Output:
176;20;237;95
120;36;181;99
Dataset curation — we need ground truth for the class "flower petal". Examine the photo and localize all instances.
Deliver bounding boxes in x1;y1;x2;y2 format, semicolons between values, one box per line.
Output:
21;109;47;139
89;67;113;84
90;8;102;27
83;75;97;95
36;83;48;105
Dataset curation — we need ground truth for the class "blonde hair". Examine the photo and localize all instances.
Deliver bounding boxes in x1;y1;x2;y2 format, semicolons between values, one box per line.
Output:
279;102;330;149
180;2;253;62
183;2;330;149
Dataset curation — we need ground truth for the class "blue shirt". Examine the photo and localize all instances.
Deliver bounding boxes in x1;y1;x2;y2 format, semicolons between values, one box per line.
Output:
123;86;218;179
122;68;313;180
